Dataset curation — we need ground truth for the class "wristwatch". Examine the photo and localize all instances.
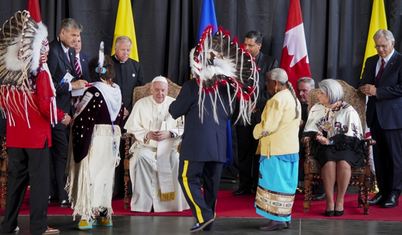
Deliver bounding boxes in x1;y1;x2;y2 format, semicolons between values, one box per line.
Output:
170;131;175;138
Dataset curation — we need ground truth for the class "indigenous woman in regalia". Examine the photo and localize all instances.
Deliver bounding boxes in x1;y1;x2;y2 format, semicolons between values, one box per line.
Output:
303;79;365;217
253;68;301;231
66;44;124;230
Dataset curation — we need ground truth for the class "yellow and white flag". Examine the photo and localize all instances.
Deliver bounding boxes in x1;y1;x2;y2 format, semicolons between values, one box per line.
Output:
360;0;387;78
111;0;139;61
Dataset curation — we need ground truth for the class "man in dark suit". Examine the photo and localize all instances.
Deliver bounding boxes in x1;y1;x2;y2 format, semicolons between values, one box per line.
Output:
47;18;88;207
112;35;144;197
359;29;402;208
233;30;278;196
169;78;232;232
74;36;91;83
170;27;259;232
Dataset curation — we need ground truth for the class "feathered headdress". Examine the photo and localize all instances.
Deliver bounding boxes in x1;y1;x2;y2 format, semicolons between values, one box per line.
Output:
0;10;46;86
0;11;57;127
190;26;259;124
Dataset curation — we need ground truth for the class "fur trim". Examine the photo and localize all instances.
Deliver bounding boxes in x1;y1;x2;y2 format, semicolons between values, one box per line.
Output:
4;37;22;71
30;22;48;75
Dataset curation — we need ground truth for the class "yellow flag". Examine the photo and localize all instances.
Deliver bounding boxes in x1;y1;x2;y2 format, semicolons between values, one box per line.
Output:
111;0;139;61
360;0;387;78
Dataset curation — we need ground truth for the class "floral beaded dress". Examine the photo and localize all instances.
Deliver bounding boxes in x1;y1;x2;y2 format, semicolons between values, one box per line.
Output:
66;81;124;221
303;101;365;168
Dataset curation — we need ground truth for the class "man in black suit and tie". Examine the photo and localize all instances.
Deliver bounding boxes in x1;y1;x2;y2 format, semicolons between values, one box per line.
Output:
233;30;279;196
47;18;88;207
74;36;91;83
359;29;402;208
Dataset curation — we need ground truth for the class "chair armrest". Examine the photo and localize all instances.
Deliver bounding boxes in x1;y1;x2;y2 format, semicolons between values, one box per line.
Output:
301;136;312;161
121;133;136;161
362;138;376;147
361;138;376;164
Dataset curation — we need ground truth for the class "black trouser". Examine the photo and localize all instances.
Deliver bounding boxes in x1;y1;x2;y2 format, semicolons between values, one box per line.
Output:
49;126;69;201
2;142;50;235
178;160;223;224
371;112;402;197
236;125;259;191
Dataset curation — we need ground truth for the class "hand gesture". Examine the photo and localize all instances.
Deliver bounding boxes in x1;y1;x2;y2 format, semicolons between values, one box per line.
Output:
315;133;330;145
61;113;71;126
147;130;170;142
71;80;88;90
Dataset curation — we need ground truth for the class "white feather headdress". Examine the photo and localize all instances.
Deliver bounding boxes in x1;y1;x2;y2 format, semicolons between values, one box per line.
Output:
0;11;58;127
190;26;259;124
0;11;45;86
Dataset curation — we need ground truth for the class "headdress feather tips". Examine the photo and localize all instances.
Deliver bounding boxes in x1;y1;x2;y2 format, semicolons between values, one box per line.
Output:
0;10;43;85
190;26;259;124
95;41;106;74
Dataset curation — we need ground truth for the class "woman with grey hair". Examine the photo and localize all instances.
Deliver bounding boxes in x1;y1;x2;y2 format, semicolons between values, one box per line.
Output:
253;68;301;230
303;79;365;217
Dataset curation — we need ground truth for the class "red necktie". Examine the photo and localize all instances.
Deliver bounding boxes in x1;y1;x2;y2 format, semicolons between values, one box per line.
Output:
376;59;385;83
75;57;82;78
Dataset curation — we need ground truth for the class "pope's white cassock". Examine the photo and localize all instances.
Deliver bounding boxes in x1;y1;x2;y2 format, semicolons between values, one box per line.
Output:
124;95;189;212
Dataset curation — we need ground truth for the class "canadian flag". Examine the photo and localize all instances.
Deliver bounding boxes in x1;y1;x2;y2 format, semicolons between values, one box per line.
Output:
27;0;42;23
280;0;311;90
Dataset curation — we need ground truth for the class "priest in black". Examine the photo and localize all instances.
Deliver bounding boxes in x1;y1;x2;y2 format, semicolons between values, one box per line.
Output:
112;35;144;197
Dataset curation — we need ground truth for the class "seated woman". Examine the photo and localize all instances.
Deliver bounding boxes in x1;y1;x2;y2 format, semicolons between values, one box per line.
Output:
303;79;365;217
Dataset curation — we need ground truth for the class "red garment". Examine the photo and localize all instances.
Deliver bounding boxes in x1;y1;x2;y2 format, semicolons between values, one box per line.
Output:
0;69;64;148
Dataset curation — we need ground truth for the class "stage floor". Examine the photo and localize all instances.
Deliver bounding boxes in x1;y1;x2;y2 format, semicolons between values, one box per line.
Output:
5;215;402;235
3;178;401;234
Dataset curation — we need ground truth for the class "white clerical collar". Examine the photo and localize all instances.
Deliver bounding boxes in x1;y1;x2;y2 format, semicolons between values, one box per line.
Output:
114;55;126;64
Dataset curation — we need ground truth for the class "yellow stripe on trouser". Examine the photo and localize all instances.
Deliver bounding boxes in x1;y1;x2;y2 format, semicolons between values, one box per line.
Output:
182;160;204;223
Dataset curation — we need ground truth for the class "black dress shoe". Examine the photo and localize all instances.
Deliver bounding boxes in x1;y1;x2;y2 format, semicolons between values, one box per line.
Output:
324;210;334;217
259;220;287;231
60;200;71;208
381;194;399;208
312;193;326;201
232;188;251;196
48;196;59;203
334;210;344;216
369;193;385;206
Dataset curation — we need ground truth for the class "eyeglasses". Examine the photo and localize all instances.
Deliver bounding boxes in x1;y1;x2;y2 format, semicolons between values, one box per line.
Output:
374;43;390;49
265;80;274;86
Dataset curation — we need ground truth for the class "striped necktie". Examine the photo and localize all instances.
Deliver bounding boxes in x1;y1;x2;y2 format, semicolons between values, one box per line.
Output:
376;59;385;83
75;57;82;78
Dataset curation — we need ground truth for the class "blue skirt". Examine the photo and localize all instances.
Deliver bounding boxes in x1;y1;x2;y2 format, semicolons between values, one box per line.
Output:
255;154;299;222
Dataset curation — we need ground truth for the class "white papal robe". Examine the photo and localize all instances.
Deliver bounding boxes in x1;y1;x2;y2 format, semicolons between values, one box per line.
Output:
124;95;189;212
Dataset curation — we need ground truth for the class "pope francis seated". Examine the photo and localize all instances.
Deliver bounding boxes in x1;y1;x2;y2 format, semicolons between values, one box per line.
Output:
124;76;189;212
